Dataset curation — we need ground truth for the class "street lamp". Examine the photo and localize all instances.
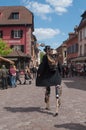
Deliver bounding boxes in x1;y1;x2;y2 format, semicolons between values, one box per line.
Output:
40;43;45;47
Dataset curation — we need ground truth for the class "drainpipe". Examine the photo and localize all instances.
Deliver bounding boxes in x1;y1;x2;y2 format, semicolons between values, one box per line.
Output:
24;24;26;53
24;24;27;68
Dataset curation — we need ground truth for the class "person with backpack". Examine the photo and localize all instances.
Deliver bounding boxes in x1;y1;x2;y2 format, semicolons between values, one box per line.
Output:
36;46;62;116
1;65;8;89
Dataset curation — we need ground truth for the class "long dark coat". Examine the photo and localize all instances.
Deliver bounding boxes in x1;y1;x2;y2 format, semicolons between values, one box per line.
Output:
36;54;62;87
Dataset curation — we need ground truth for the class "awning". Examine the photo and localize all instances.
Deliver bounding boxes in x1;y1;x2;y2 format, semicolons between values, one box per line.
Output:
0;56;14;64
71;56;86;62
6;50;31;58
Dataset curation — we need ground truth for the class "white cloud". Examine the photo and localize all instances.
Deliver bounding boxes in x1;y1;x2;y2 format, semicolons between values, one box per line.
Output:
22;0;73;18
46;0;73;15
27;1;52;14
33;28;60;41
55;7;67;15
46;0;73;7
22;0;53;20
62;32;66;36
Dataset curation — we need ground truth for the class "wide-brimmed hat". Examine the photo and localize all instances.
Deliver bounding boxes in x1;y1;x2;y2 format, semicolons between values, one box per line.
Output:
50;49;58;55
44;45;51;52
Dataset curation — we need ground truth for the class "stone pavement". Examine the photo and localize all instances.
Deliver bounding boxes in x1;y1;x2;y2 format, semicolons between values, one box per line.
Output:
0;76;86;130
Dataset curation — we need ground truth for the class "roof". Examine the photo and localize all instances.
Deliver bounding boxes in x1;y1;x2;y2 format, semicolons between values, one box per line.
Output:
78;10;86;30
0;56;14;64
71;56;86;62
6;50;31;58
0;6;33;26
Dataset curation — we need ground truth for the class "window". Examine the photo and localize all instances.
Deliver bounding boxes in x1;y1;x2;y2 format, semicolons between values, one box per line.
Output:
80;31;82;41
10;45;24;52
75;43;78;53
79;30;82;41
11;30;23;38
11;12;19;19
84;44;86;55
13;45;21;51
67;46;72;54
21;45;24;52
80;45;82;56
64;51;67;57
72;45;74;53
85;27;86;38
0;30;3;38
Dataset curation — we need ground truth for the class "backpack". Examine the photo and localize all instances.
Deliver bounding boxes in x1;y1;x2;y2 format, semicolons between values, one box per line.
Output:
1;69;8;78
47;54;58;72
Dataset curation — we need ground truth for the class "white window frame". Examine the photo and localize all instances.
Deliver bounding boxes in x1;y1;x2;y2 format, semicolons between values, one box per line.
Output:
13;30;20;38
13;45;21;51
12;12;19;19
85;27;86;38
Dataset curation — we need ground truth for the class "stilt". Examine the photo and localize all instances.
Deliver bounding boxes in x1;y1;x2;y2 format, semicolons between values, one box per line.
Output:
45;95;50;110
54;98;59;117
56;98;59;113
45;86;50;110
58;98;61;107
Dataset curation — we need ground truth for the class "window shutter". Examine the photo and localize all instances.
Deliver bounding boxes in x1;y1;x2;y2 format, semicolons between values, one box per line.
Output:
20;30;23;38
10;45;14;49
0;31;3;38
21;45;24;52
11;30;14;38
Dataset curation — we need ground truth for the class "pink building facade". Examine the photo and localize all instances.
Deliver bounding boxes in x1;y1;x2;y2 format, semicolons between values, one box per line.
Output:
0;6;34;56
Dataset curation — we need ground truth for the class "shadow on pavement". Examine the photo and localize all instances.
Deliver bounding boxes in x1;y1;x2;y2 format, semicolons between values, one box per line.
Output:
4;106;53;116
63;77;86;91
54;123;86;130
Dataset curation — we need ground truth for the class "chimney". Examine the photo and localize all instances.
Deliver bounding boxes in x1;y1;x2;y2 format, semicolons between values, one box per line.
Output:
68;32;75;39
74;25;78;34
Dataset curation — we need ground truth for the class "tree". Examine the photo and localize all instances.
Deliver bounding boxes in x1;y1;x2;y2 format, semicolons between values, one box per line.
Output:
40;51;45;63
0;39;12;56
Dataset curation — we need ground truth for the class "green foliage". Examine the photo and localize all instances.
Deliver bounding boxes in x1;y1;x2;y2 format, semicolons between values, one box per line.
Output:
40;51;45;63
0;39;12;56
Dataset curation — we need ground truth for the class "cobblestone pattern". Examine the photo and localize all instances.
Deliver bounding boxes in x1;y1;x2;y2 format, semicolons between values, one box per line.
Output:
0;76;86;130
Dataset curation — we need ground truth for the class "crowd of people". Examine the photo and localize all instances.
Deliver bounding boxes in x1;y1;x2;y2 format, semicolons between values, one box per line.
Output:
0;64;37;90
62;63;86;78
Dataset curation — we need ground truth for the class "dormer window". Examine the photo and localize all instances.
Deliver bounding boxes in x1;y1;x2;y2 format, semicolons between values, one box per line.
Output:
11;12;19;19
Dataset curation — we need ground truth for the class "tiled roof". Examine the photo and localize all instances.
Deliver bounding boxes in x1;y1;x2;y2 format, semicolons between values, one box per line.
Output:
78;10;86;30
0;6;33;25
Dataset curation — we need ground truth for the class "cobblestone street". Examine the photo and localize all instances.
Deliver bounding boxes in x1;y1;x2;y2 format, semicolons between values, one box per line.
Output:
0;76;86;130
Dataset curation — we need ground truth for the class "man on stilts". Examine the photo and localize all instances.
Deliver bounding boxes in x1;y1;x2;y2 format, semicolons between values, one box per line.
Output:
36;46;62;116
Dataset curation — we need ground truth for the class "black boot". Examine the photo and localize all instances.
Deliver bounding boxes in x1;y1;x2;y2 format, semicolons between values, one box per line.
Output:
23;82;26;84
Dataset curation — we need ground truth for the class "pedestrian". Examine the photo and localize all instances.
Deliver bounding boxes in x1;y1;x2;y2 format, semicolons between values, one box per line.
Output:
36;46;62;116
23;66;32;85
1;64;8;89
83;63;86;78
9;64;17;87
16;68;22;85
32;65;37;79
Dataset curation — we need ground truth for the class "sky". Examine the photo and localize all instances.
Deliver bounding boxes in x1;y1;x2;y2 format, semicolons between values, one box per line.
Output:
0;0;86;50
